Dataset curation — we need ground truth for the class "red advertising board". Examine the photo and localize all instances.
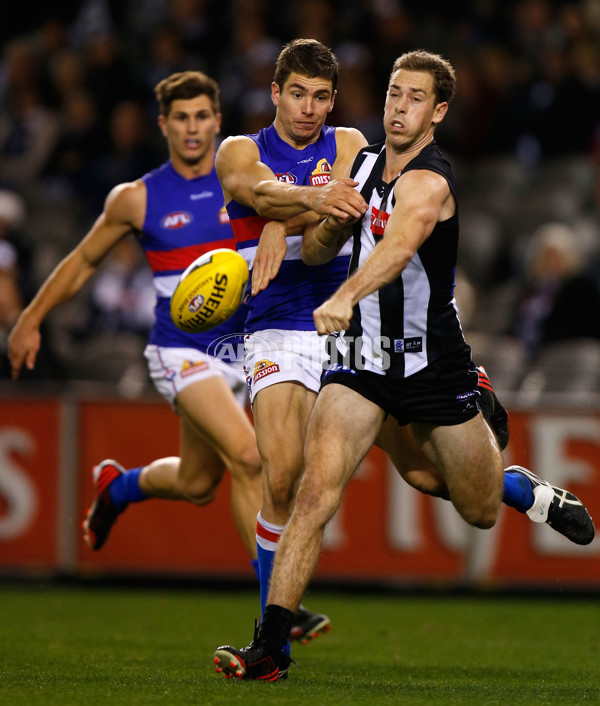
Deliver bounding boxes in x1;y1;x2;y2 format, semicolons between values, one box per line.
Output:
75;399;251;575
1;396;599;586
0;398;61;567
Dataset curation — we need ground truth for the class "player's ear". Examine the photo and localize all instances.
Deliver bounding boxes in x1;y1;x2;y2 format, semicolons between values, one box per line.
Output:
432;101;448;125
329;89;337;113
271;81;280;107
158;114;168;137
215;112;222;135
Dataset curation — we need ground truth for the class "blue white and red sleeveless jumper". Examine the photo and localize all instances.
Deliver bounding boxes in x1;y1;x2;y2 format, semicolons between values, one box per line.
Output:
139;160;246;352
225;124;351;332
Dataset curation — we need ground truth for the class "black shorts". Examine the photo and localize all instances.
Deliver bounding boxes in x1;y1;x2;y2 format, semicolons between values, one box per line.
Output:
320;345;480;427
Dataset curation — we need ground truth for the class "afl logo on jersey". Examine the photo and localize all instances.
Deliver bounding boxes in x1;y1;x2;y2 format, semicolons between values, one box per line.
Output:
275;172;297;184
161;211;193;229
310;158;331;186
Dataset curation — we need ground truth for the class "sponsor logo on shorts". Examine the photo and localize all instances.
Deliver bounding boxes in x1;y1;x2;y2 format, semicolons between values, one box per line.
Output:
323;363;358;377
161;211;193;229
309;158;332;186
181;359;209;377
456;390;477;412
188;294;205;313
165;369;177;381
254;359;280;382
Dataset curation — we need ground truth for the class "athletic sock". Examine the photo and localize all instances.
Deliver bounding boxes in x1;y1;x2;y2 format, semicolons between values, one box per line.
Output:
251;559;259;581
502;468;535;512
108;467;146;508
256;512;291;657
257;604;295;655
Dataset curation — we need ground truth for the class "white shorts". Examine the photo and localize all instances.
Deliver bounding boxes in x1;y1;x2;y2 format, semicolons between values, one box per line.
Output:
243;329;328;404
144;344;248;410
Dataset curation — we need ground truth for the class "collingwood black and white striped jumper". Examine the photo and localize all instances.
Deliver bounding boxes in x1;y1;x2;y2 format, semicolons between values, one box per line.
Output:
336;141;468;380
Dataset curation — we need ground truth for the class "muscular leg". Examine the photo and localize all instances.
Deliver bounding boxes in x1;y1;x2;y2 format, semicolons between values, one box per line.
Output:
138;375;262;557
411;412;504;529
375;417;448;497
253;382;317;524
267;384;385;612
252;381;317;631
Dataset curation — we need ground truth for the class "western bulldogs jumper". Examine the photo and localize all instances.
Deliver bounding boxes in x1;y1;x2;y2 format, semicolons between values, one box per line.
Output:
225;124;352;332
139;161;246;352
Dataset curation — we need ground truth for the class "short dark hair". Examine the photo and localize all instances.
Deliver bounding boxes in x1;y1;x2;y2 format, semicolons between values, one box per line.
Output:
154;71;220;117
274;38;338;91
391;50;456;104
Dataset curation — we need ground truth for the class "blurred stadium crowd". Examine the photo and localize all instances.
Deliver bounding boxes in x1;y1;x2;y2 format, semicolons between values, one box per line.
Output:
1;0;600;400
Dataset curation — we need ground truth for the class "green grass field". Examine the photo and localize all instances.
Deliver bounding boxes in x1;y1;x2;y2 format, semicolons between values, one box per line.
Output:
0;584;598;705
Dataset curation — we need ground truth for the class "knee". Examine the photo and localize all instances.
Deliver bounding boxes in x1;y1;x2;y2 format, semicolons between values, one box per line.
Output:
294;480;340;529
176;473;219;506
228;444;262;481
266;472;297;515
459;500;499;530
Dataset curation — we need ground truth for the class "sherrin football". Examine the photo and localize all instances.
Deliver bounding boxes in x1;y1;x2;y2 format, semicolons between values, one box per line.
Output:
170;248;249;333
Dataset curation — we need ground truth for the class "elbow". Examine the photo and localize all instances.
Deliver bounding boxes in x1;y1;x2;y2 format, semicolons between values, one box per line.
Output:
250;182;274;217
301;243;319;265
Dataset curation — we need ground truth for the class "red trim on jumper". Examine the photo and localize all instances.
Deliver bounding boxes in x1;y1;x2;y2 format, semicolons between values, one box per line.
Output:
146;239;235;272
231;215;270;243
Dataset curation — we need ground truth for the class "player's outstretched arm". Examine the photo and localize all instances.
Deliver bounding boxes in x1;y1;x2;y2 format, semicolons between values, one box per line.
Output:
313;169;451;334
216;133;368;221
8;182;143;379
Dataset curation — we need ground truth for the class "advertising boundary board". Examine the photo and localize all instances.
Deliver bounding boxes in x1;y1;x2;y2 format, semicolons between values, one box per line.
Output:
1;394;599;588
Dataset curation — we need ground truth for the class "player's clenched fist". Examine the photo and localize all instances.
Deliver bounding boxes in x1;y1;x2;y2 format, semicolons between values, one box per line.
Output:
313;292;354;335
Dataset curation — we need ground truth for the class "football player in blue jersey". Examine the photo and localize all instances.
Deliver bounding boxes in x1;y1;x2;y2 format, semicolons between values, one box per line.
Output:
213;39;369;666
7;70;321;644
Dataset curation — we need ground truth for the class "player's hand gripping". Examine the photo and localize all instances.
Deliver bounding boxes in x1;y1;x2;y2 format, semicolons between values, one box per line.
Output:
309;178;368;221
313;291;354;334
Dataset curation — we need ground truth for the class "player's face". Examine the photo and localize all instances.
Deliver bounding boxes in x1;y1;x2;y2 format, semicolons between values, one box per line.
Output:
159;95;221;167
384;69;447;150
272;72;335;148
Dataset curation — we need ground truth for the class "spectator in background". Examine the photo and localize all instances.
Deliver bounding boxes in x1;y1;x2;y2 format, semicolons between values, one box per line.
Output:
0;189;55;380
0;192;26;351
331;41;383;143
512;222;600;357
0;40;60;190
86;100;162;214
